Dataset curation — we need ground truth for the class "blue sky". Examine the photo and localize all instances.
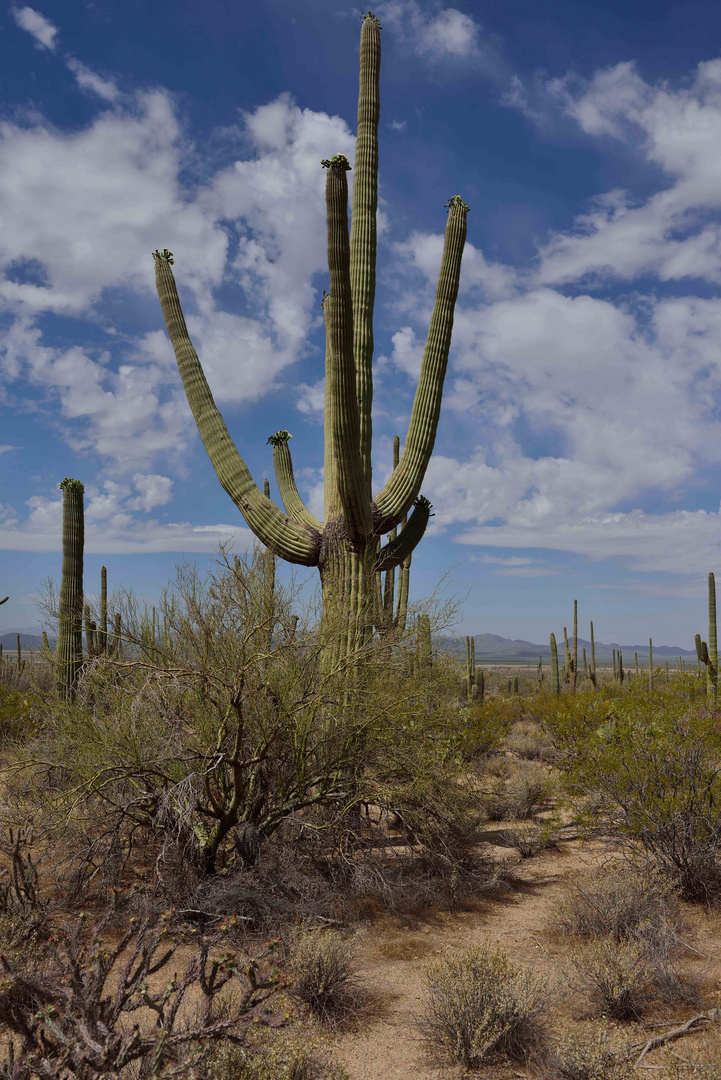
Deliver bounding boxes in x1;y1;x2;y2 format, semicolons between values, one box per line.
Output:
2;0;721;647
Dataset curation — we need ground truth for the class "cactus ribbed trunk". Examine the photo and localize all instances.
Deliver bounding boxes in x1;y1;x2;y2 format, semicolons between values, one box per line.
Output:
152;14;467;669
571;599;578;692
56;479;84;701
550;632;560;696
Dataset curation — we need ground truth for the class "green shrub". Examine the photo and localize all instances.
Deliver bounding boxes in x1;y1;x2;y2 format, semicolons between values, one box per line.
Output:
0;685;41;743
418;944;549;1068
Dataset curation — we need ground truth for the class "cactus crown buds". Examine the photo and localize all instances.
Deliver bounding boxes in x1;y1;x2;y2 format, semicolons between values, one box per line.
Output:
445;194;470;213
266;431;293;446
414;495;434;516
59;477;84;494
321;154;351;171
360;10;382;26
152;249;175;264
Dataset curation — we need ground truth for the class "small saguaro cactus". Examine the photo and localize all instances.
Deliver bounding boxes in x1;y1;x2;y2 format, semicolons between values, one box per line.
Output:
648;637;654;691
589;620;597;690
152;13;468;667
695;571;718;708
563;627;571;685
550;632;560;696
618;649;624;684
56;478;85;701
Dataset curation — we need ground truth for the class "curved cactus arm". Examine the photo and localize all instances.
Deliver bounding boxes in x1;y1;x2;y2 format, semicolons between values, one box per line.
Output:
267;431;323;531
153;252;321;567
322;157;373;542
0;596;7;605
375;496;431;571
372;196;469;532
350;13;381;496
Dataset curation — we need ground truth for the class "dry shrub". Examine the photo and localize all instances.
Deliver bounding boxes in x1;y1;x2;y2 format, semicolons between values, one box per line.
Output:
485;760;552;821
553;865;680;944
205;1032;349;1080
505;721;552;761
572;938;657;1020
548;1022;635;1080
418;944;549;1069
499;820;559;858
286;931;366;1028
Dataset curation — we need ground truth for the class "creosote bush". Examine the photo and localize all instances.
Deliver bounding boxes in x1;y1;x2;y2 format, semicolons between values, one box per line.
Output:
418;944;549;1069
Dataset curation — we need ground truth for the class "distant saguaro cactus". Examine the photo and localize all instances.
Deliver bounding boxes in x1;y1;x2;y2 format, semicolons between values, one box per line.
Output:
152;13;467;666
550;632;560;696
56;478;85;701
695;572;718;708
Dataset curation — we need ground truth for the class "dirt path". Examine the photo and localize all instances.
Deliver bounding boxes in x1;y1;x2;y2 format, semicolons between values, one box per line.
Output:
332;833;603;1080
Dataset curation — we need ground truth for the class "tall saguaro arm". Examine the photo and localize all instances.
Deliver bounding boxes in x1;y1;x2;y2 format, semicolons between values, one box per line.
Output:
322;157;373;543
350;12;381;496
267;431;323;531
373;195;469;533
153;251;321;567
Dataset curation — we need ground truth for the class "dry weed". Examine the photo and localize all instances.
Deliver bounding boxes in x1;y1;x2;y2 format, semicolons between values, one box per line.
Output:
287;931;366;1029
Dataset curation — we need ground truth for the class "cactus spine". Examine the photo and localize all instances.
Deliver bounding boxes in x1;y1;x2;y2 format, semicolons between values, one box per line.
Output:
695;572;718;707
152;14;468;665
550;632;560;696
56;478;85;701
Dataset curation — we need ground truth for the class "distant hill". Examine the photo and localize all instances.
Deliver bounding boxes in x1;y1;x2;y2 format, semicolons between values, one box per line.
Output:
0;633;54;650
440;633;697;663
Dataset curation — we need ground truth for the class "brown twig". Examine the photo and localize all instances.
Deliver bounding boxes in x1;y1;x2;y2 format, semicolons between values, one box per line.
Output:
632;1008;721;1067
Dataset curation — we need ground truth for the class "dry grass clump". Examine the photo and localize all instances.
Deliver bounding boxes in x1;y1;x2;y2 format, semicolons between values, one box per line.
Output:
547;1022;636;1080
286;931;366;1028
485;760;553;821
418;943;550;1069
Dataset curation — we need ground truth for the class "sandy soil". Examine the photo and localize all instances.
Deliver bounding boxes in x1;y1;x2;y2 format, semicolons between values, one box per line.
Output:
330;830;721;1080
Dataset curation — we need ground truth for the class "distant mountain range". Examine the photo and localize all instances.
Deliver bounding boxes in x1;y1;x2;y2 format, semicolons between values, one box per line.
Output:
440;632;697;663
0;627;697;664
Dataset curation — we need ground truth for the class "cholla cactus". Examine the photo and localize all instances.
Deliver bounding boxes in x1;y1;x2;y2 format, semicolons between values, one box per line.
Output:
153;15;468;665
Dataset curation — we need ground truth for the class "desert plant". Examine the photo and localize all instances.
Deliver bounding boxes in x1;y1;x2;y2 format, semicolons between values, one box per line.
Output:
287;931;365;1027
695;571;718;708
0;902;281;1079
572;938;656;1020
553;865;680;944
548;1023;636;1080
499;820;558;858
563;707;721;901
418;944;549;1069
152;14;468;667
55;478;84;701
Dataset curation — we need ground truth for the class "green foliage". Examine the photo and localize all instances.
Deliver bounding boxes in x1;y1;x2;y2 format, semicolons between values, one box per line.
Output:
544;682;721;899
0;686;40;742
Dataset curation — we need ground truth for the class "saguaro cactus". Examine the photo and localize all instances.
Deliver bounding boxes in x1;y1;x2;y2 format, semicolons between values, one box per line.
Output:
152;13;468;665
571;599;578;692
589;620;597;690
695;572;718;708
56;478;85;701
550;632;560;696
